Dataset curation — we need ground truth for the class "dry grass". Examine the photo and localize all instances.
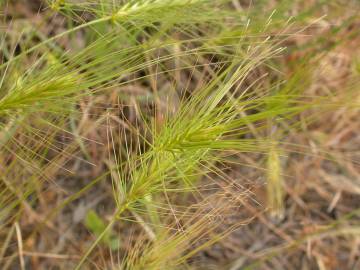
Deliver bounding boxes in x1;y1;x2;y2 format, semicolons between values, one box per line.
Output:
1;0;360;269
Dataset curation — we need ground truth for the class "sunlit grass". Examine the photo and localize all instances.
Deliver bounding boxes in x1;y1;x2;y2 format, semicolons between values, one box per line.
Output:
1;0;359;269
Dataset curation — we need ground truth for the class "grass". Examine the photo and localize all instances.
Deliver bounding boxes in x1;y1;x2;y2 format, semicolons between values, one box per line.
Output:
1;0;360;269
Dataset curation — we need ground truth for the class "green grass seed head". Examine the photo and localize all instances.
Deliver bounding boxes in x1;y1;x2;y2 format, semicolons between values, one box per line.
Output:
267;144;284;220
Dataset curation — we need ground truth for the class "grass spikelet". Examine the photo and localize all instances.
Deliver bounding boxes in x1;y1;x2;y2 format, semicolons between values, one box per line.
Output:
266;144;285;221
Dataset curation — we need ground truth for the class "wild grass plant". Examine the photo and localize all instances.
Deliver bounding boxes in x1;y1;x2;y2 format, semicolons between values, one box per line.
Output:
1;0;360;269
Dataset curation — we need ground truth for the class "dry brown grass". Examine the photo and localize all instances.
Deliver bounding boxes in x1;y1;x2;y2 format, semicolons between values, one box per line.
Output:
1;1;360;269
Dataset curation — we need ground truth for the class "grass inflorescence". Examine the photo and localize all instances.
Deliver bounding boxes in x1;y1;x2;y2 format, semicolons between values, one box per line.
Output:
1;0;360;269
